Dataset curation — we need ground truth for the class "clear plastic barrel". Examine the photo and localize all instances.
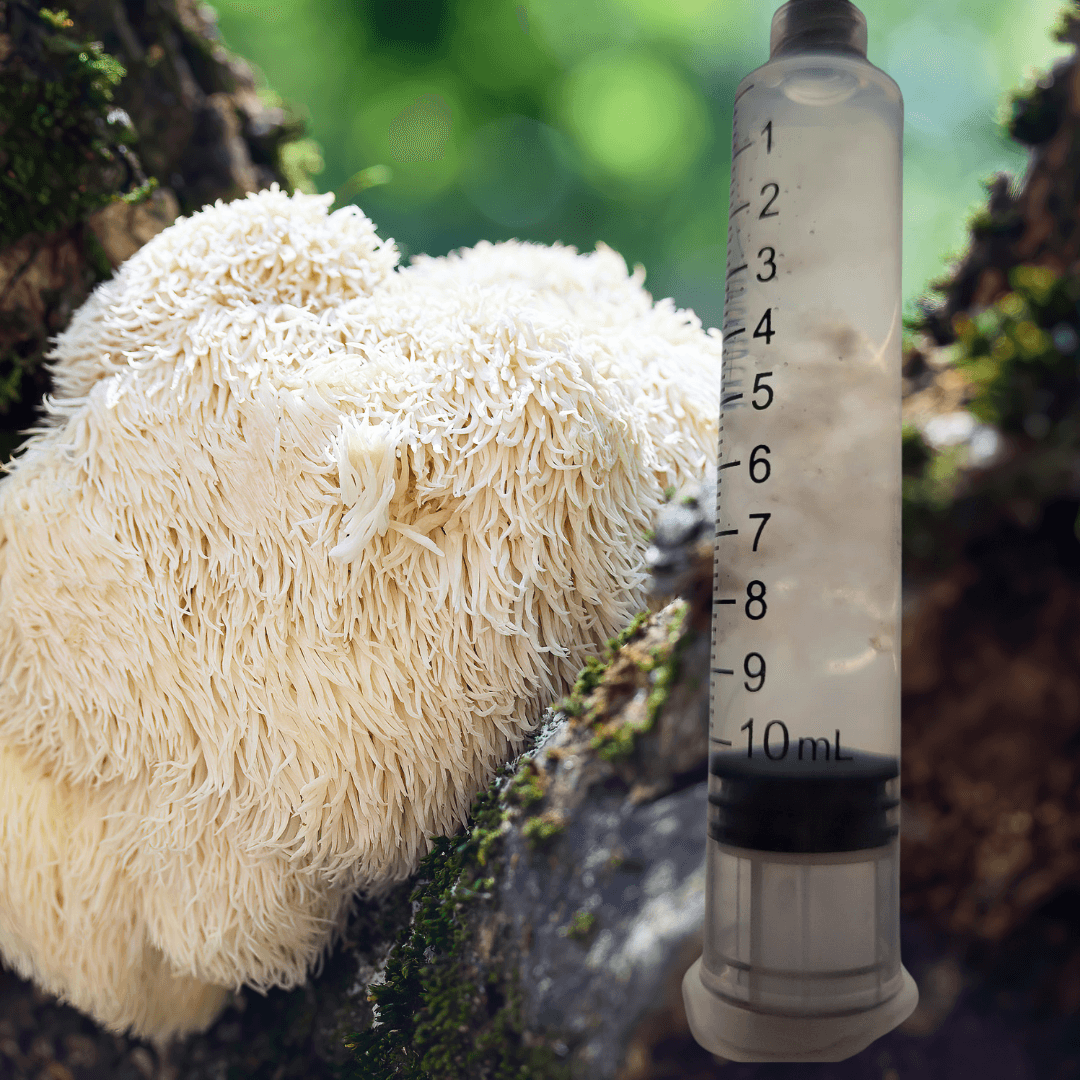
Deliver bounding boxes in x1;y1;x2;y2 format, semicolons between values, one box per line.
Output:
683;0;918;1062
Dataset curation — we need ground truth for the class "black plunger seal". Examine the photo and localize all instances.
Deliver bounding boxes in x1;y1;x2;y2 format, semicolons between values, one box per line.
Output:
708;747;899;853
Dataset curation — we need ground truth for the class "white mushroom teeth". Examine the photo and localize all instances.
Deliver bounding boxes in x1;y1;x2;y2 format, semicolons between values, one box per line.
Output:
0;185;720;1040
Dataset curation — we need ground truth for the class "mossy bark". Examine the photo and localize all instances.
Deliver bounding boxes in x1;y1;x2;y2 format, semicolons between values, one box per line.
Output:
901;4;1080;578
342;588;712;1080
0;0;322;463
892;0;1080;992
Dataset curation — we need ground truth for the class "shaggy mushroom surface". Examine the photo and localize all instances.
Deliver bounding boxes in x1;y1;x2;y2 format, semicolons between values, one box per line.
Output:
0;186;719;1041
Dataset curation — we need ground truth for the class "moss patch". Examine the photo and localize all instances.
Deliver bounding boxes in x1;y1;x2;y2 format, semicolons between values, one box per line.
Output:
902;261;1080;571
1006;66;1069;148
555;601;690;764
342;771;571;1080
0;7;157;248
561;910;597;945
521;810;565;850
553;611;649;722
948;264;1080;441
902;421;963;567
555;615;646;720
506;759;548;811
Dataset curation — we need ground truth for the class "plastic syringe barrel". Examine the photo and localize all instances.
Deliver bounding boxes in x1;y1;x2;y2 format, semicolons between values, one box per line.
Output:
682;0;919;1063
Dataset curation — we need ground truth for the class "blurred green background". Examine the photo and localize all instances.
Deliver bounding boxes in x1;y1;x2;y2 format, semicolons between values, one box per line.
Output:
205;0;1074;338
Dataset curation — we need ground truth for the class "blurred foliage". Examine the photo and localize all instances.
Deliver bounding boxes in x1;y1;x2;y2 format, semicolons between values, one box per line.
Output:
902;426;967;569
902;422;934;476
901;261;1080;568
203;0;1076;333
204;0;744;330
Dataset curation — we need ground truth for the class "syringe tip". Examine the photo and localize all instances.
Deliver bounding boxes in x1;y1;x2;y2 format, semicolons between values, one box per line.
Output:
769;0;868;60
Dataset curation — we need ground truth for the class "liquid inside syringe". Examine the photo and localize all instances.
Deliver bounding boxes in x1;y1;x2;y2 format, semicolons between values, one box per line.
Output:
711;65;904;771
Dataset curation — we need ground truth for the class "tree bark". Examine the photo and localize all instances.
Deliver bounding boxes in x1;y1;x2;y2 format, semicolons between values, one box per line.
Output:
896;11;1080;956
0;0;314;460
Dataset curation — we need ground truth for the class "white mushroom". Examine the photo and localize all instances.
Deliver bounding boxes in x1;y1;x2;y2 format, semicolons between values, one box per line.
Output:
0;185;720;1041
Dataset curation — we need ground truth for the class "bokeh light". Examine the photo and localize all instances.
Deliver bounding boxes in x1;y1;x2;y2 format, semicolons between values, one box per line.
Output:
554;49;711;196
350;77;464;200
450;0;556;92
461;115;575;227
388;94;454;163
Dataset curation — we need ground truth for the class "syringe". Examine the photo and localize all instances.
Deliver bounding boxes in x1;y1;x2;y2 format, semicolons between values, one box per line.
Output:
682;0;919;1062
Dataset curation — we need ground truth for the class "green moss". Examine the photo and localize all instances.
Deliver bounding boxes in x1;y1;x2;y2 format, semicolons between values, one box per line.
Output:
589;600;690;762
118;177;159;205
0;360;23;420
948;264;1080;438
341;604;678;1075
552;610;650;720
0;7;155;247
343;771;571;1079
635;649;659;675
562;911;597;944
569;655;608;701
644;652;678;723
903;262;1080;566
902;423;932;477
522;812;565;849
277;137;325;195
81;225;114;281
472;810;510;869
607;610;650;654
332;163;394;207
967;204;1024;242
253;87;328;198
1006;73;1067;147
902;442;968;567
507;762;546;810
591;722;638;762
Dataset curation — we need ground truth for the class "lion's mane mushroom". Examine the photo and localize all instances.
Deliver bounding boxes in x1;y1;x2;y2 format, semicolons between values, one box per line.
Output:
0;186;720;1041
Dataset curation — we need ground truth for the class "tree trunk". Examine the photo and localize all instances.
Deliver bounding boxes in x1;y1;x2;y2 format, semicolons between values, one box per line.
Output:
897;6;1080;954
0;0;316;462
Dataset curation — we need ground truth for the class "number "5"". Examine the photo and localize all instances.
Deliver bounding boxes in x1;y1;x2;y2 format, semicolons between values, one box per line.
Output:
752;372;773;410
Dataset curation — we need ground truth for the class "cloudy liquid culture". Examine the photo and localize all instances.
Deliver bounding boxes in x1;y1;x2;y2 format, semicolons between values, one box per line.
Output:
713;60;903;766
